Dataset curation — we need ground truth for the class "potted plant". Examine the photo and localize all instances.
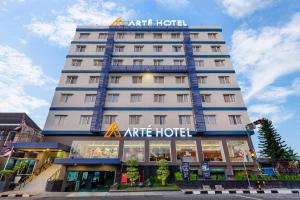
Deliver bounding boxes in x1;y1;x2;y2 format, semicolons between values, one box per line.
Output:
156;159;169;186
126;158;139;186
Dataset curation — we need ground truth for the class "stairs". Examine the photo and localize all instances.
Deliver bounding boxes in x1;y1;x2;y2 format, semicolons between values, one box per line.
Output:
18;164;61;192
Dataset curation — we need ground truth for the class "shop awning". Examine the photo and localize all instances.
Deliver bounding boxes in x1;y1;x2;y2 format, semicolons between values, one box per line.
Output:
54;158;121;165
8;142;70;152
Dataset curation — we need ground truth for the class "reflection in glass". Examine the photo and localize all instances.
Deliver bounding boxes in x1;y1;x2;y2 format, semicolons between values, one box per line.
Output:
123;141;145;162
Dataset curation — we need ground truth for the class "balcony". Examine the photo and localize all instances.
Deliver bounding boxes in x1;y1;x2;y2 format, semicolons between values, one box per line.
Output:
109;65;188;73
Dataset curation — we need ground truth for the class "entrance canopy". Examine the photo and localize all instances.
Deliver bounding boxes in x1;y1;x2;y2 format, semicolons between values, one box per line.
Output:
8;142;70;152
54;158;121;165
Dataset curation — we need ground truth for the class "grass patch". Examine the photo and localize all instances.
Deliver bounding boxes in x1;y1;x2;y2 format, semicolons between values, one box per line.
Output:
116;184;180;191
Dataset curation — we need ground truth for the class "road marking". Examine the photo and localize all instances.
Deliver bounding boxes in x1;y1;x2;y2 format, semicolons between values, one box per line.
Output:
235;194;263;200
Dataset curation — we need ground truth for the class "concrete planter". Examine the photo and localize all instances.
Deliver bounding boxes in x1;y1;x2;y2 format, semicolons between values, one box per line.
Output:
45;180;63;192
176;180;300;189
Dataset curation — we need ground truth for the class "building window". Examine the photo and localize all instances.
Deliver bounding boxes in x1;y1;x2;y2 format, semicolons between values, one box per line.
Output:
215;59;225;67
132;76;143;84
219;76;230;84
198;76;207;84
154;76;164;83
179;115;191;125
130;94;142;103
134;45;143;52
98;33;108;39
211;45;221;52
93;59;103;66
174;59;184;66
204;115;216;125
208;33;217;39
227;140;252;162
103;115;117;124
66;76;78;84
79;115;92;125
70;141;119;158
84;94;96;103
129;115;141;125
114;45;125;52
195;60;204;67
96;45;105;52
106;93;119;103
229;115;242;125
79;33;90;39
75;45;86;52
171;33;180;39
154;115;166;125
135;33;144;39
192;45;201;52
116;32;125;39
154;59;164;66
112;59;123;66
154;94;165;103
175;76;185;84
89;76;100;84
153;45;163;52
201;94;211;103
149;141;171;162
133;59;143;66
176;141;198;162
223;94;236;103
172;45;182;52
60;93;73;103
110;76;121;84
153;33;162;39
202;140;225;162
54;115;67;126
71;59;82;67
177;94;189;103
123;141;145;162
190;33;199;39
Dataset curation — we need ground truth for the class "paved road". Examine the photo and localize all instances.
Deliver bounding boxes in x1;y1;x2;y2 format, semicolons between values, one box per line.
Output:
4;193;300;200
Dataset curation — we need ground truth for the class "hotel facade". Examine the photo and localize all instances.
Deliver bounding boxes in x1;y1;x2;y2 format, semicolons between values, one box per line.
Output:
10;21;257;192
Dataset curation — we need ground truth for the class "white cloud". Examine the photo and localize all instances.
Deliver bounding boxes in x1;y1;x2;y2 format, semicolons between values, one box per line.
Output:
219;0;272;19
231;12;300;102
155;0;190;8
27;0;135;47
0;45;55;113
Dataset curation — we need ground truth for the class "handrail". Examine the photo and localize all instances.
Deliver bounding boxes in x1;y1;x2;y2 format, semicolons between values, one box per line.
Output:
47;167;63;182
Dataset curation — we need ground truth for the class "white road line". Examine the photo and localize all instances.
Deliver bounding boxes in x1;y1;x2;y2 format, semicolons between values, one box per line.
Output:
235;194;264;200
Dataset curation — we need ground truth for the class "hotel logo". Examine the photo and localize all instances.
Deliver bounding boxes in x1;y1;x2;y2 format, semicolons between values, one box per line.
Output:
111;17;125;27
104;122;122;138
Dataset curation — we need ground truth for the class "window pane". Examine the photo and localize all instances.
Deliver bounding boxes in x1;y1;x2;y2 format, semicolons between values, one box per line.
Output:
202;140;225;162
70;141;119;158
149;141;171;161
227;140;252;162
176;141;198;162
123;141;145;162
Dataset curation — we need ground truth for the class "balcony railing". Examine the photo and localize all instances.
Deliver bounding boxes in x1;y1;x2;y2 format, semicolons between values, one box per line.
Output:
109;65;188;73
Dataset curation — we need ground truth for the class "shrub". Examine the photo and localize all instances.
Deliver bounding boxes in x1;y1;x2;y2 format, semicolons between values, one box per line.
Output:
211;175;225;180
189;173;197;181
174;172;183;181
156;159;170;186
126;158;139;186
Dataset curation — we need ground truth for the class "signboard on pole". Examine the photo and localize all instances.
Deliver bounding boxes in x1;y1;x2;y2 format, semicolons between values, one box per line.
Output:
181;162;190;180
202;162;210;179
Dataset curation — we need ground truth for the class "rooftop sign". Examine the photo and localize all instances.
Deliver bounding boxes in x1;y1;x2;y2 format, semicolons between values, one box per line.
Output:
111;17;188;27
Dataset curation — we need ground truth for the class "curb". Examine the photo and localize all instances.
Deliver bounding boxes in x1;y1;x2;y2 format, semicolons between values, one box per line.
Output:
183;189;300;195
0;194;31;198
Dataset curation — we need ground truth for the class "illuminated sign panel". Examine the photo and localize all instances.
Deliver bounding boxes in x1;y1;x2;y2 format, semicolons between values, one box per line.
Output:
111;18;187;27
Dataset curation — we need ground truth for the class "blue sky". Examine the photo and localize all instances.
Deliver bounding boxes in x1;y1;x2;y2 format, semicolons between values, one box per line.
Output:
0;0;300;154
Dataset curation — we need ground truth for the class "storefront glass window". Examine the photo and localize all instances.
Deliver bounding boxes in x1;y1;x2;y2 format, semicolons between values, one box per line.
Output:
176;141;198;162
227;140;252;162
202;140;225;162
149;141;171;162
70;141;119;158
123;141;145;162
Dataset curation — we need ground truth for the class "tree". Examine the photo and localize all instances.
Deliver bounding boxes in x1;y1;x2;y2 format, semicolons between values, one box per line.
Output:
156;159;169;186
285;147;299;161
258;118;290;161
126;158;139;186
